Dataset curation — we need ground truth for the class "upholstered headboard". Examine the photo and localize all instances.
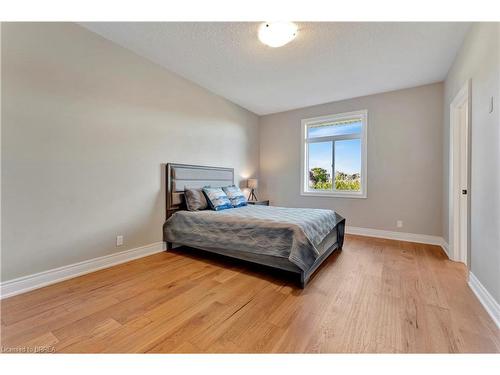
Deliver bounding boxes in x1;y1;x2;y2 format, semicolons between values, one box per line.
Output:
165;163;234;219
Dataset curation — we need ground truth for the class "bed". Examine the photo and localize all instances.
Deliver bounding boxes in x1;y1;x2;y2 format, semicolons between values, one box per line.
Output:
162;163;345;287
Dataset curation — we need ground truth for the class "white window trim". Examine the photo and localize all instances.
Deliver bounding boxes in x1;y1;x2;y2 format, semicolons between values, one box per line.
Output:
300;110;368;198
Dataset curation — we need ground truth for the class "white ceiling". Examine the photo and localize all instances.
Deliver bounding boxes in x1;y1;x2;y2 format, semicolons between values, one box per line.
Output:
81;22;470;115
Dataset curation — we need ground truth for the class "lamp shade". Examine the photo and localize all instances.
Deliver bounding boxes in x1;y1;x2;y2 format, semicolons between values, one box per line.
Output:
247;179;258;189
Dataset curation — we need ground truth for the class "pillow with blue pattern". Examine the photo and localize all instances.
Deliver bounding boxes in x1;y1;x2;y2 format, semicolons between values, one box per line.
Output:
222;185;247;208
202;187;233;211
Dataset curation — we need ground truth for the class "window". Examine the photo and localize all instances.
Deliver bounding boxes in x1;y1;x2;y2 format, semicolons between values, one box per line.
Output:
301;110;367;198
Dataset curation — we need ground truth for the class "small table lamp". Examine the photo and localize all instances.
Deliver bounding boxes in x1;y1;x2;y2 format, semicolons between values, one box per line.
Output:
247;178;258;201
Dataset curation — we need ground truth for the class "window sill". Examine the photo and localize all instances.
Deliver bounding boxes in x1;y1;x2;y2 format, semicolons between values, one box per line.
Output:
300;191;367;199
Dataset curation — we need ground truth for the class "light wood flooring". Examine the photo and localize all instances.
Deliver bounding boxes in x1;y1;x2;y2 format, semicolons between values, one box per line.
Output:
1;235;499;353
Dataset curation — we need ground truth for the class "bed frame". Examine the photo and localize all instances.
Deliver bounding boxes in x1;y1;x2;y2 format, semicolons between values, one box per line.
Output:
162;162;345;287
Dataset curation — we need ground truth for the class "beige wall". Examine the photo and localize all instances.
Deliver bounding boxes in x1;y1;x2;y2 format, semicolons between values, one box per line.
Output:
1;23;259;281
259;83;444;236
443;23;500;303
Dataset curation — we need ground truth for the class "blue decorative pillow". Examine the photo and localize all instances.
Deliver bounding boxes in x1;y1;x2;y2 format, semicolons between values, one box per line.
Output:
202;187;233;211
222;185;248;208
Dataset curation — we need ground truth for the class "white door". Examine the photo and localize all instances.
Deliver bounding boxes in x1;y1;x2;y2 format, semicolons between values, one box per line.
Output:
457;103;468;265
450;81;470;266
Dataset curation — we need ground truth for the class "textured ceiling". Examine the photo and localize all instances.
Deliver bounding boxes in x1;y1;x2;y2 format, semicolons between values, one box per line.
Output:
81;22;470;115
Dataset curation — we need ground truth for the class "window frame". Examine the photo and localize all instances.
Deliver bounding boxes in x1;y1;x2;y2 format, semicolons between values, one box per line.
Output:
300;110;368;198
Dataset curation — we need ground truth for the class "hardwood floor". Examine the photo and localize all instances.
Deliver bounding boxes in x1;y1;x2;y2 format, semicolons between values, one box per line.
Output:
1;235;499;353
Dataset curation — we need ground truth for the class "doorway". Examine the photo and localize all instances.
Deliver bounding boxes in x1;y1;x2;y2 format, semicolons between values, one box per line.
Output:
449;80;470;266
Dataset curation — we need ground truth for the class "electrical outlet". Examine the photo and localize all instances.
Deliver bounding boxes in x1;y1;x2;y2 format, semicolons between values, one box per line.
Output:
116;235;124;246
396;220;403;228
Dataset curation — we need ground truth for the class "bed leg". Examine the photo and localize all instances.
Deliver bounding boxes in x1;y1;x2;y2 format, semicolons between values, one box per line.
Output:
163;221;172;251
337;219;346;249
300;272;308;288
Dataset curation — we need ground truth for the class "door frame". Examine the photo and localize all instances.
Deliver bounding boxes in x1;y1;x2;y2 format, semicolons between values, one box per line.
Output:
449;80;471;266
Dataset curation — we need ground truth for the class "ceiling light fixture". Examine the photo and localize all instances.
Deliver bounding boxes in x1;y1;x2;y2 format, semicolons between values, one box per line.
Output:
258;22;298;48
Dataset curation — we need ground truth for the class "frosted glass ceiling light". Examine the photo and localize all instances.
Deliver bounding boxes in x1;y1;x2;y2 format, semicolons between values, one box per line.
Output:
258;22;298;48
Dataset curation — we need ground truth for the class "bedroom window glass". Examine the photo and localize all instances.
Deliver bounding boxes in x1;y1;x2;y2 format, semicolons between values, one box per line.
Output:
301;110;367;198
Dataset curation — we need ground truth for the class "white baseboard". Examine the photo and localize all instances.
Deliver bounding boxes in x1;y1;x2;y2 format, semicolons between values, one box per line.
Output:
346;226;444;245
440;240;450;257
468;272;500;329
0;242;166;299
345;226;448;255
